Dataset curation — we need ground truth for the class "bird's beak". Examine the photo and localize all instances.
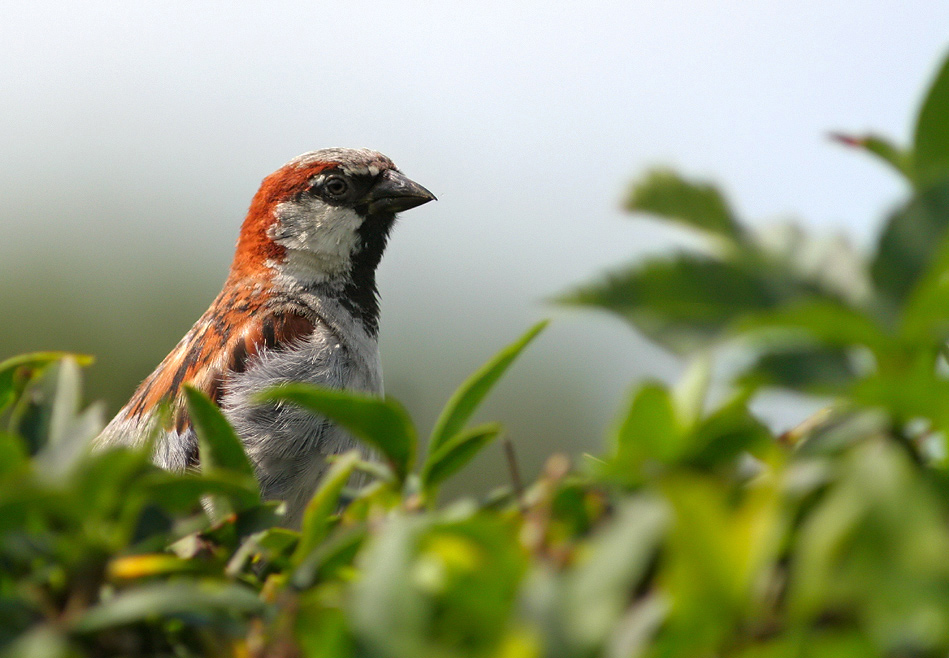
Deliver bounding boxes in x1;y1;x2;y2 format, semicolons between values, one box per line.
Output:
365;170;436;215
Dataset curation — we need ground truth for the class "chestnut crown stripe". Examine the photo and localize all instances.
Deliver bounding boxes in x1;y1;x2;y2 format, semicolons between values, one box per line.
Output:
230;161;338;278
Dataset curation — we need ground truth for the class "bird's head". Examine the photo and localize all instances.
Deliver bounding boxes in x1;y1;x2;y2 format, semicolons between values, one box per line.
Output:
230;148;435;286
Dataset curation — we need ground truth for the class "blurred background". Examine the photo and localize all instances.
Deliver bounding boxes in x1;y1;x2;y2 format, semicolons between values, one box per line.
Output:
2;1;948;496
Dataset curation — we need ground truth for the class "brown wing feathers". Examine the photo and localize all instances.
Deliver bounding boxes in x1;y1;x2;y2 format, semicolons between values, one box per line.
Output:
124;298;315;432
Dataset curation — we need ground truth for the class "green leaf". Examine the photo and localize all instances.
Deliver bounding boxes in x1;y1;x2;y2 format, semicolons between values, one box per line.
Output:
871;180;949;309
421;423;502;493
259;384;416;483
295;601;354;658
184;386;256;480
626;168;742;242
0;352;92;416
749;222;873;307
897;231;949;343
739;300;888;352
602;383;683;485
429;320;547;454
672;352;713;427
292;450;361;565
914;49;949;189
830;132;913;181
351;516;525;657
563;497;668;653
139;470;261;515
349;515;427;656
292;525;368;589
0;431;29;480
2;626;71;658
33;359;104;479
559;255;785;353
684;396;772;467
738;344;858;395
71;582;265;633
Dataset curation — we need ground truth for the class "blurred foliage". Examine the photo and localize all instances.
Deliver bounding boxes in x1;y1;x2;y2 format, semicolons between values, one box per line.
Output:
5;48;949;658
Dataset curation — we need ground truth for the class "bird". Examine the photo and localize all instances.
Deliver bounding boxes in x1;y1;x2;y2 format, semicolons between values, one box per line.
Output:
95;148;435;525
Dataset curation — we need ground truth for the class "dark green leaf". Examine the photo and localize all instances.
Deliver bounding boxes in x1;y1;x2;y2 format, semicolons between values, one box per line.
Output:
738;345;859;395
626;168;742;241
897;232;949;343
421;423;502;493
914;50;949;189
871;180;949;308
429;320;546;453
139;470;261;515
559;255;788;353
259;384;416;483
684;397;773;467
739;300;888;353
184;386;256;480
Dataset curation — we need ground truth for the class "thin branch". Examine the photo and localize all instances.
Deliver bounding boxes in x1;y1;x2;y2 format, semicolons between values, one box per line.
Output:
503;437;526;514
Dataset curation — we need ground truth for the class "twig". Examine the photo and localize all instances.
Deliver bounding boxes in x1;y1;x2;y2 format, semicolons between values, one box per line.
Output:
503;437;526;514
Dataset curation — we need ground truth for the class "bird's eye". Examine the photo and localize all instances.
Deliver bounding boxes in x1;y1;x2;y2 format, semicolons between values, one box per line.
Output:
323;176;350;197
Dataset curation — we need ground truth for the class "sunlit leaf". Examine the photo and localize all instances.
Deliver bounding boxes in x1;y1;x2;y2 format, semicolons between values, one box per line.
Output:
421;423;502;494
2;626;72;658
429;321;546;454
33;359;104;479
107;553;203;580
602;383;683;485
292;525;368;589
292;450;361;565
749;222;873;307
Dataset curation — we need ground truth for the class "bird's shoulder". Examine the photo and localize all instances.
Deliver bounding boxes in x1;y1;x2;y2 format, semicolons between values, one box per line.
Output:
121;288;318;435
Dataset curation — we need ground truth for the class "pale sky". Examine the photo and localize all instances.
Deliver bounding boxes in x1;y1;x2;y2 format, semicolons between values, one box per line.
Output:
3;2;948;490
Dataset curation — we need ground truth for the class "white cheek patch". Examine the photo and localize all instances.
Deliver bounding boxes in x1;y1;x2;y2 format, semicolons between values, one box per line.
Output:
270;200;364;284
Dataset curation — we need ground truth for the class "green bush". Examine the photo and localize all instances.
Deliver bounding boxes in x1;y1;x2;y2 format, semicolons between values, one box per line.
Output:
5;50;949;658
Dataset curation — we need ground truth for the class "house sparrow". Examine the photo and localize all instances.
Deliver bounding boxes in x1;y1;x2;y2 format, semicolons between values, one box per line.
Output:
96;148;435;525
